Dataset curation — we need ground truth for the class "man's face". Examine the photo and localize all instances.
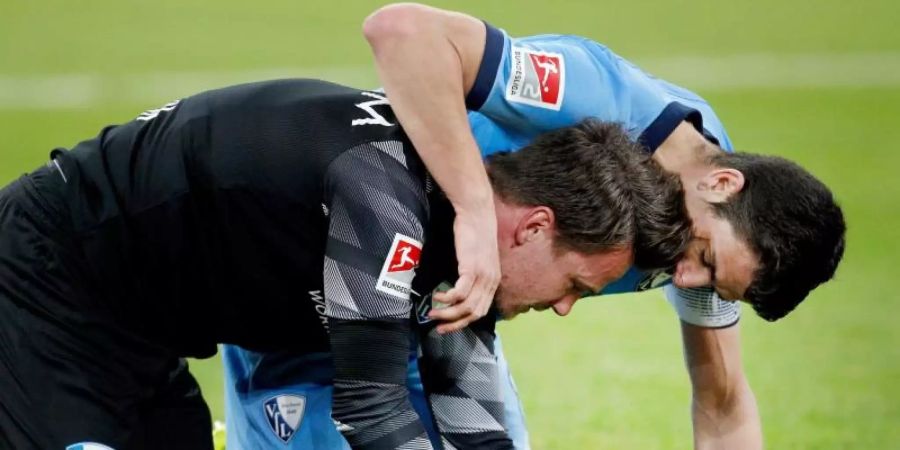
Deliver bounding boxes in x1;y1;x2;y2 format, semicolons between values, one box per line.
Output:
673;168;759;300
495;236;632;319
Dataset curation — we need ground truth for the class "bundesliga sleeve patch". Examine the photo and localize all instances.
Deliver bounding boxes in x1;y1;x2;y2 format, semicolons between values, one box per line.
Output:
505;47;565;110
376;234;423;299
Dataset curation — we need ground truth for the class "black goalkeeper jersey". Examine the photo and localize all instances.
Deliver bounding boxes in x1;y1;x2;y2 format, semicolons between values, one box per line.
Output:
53;79;426;357
44;79;512;449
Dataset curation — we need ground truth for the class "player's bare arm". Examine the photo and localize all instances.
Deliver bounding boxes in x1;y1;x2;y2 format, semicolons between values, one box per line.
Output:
363;3;495;334
658;122;764;448
681;322;763;449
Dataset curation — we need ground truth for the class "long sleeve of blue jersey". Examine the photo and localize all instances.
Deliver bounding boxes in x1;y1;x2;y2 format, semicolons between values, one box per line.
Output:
322;139;435;450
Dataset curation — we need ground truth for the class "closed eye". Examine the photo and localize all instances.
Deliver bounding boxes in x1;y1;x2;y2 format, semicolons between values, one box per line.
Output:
573;280;596;296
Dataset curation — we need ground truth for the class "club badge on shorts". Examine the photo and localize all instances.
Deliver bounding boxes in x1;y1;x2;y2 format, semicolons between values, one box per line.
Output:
506;47;565;110
376;233;423;299
264;394;307;444
66;443;115;450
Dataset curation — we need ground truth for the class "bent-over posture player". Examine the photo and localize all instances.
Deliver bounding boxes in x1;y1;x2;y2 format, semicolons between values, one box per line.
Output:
0;78;688;449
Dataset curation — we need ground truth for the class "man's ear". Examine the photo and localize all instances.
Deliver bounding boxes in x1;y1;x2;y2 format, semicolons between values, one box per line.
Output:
514;206;555;246
697;168;745;203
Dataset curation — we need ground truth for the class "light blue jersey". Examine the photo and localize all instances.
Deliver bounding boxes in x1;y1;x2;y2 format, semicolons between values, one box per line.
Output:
224;349;437;449
466;24;741;324
467;24;733;158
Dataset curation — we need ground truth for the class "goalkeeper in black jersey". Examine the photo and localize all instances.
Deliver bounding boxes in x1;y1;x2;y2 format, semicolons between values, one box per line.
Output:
0;79;688;449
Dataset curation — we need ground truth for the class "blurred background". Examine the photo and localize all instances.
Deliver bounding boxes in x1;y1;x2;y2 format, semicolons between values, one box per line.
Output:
2;0;898;448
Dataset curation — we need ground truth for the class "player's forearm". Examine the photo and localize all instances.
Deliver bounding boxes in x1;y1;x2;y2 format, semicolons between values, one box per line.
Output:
363;3;491;213
679;321;761;449
418;317;514;449
691;380;762;450
330;319;434;450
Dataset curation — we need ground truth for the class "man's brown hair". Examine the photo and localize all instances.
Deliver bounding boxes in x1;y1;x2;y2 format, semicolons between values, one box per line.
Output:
486;119;691;270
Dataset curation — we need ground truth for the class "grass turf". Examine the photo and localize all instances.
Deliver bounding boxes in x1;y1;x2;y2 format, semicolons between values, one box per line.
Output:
2;1;898;447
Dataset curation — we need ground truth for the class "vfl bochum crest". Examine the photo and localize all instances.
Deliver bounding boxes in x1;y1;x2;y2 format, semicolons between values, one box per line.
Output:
65;444;114;450
264;394;307;443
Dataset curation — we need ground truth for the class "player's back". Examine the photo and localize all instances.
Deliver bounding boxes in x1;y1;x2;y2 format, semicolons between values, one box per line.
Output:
467;28;734;154
53;79;411;357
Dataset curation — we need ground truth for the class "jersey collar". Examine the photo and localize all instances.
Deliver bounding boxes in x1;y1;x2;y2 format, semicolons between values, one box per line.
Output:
638;102;720;152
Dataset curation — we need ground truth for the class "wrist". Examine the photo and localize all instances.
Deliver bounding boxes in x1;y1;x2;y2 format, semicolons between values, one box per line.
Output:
450;191;495;217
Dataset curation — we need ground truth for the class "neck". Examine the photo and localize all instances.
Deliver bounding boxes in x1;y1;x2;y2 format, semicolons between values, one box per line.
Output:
493;194;520;249
652;121;721;175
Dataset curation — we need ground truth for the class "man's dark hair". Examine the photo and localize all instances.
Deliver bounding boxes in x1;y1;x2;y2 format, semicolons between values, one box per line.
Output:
708;152;846;321
486;119;692;270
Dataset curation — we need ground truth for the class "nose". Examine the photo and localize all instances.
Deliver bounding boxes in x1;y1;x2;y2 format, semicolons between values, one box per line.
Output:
551;294;579;317
674;259;711;288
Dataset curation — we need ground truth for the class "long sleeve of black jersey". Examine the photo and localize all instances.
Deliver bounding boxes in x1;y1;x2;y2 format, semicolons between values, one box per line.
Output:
417;313;514;449
322;140;435;450
409;194;513;449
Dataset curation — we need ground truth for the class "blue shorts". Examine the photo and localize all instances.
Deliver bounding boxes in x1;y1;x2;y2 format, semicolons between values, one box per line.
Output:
223;336;529;449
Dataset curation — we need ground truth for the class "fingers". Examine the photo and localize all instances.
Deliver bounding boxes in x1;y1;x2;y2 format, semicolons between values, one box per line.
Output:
439;274;473;306
426;211;501;333
428;273;497;334
428;274;474;333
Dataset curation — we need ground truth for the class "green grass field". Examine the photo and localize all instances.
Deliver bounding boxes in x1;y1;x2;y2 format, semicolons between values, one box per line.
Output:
3;1;899;448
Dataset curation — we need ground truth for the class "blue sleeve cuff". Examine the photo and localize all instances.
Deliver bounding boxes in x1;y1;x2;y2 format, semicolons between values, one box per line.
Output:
465;21;504;111
638;102;703;151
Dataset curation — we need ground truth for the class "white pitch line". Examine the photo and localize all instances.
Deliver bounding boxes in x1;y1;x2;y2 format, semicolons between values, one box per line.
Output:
0;67;378;110
1;52;899;110
643;52;900;90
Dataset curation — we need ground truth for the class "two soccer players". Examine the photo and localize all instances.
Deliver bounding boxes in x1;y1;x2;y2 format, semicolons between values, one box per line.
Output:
361;3;844;448
225;4;845;449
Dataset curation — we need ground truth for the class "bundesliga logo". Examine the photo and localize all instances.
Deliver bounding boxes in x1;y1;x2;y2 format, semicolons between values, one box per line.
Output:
376;234;422;299
506;47;565;110
387;239;421;273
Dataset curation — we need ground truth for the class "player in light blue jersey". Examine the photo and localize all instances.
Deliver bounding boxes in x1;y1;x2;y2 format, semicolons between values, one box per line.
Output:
363;3;846;448
221;5;846;449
